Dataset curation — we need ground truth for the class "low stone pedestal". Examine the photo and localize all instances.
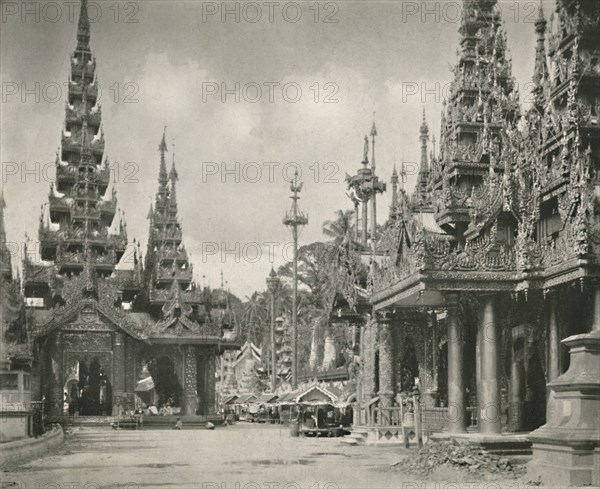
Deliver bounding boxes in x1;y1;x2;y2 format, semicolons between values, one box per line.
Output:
527;331;600;487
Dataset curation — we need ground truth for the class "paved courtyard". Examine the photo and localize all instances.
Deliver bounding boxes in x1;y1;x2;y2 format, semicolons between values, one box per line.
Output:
3;425;541;489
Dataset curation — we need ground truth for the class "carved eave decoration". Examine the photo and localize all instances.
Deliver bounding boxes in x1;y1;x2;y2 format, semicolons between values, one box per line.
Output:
157;314;199;334
331;239;370;313
147;317;228;344
33;297;147;341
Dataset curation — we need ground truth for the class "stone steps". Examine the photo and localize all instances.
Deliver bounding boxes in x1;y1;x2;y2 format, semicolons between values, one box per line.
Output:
340;429;368;446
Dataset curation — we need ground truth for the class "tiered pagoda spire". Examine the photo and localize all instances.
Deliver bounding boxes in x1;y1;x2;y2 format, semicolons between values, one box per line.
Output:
524;0;600;260
390;166;399;218
432;0;520;237
146;129;202;327
30;0;126;285
0;192;11;280
413;108;432;210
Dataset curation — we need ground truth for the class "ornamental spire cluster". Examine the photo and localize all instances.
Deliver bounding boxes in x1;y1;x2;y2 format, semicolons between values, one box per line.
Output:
431;0;520;236
146;129;204;327
413;108;432;210
25;0;126;294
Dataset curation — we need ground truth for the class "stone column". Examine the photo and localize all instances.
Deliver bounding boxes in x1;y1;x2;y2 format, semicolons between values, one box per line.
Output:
547;295;561;382
361;199;369;246
446;296;466;433
508;327;525;432
421;312;439;408
112;332;126;414
181;345;198;416
377;313;394;425
361;320;377;400
124;337;136;397
353;322;364;426
205;354;216;415
479;294;501;434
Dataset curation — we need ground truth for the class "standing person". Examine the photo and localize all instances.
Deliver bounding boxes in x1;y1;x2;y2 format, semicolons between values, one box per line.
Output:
69;385;78;415
173;417;182;430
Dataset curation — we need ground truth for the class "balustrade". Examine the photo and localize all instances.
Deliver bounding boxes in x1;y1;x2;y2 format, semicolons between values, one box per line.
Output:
355;399;479;432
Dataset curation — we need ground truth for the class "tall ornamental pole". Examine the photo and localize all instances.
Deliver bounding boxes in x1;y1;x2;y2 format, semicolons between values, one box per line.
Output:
266;267;279;391
283;170;308;389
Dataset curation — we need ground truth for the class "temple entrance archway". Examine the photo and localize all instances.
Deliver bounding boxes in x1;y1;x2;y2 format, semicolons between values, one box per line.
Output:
146;355;182;408
397;334;419;393
77;358;112;416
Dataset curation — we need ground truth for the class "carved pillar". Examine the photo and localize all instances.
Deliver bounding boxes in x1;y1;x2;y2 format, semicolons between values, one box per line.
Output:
547;294;561;382
124;337;136;395
508;326;526;432
361;199;369;246
377;313;395;420
479;294;501;434
446;295;466;433
181;345;198;416
353;322;364;426
205;353;216;415
50;332;64;416
421;312;439;408
112;332;126;414
361;319;377;400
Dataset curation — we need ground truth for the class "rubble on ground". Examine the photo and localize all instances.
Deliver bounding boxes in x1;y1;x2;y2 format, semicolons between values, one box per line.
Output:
391;439;525;478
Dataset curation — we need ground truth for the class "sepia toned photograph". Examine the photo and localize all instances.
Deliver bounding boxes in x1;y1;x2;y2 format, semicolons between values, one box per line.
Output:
1;0;599;488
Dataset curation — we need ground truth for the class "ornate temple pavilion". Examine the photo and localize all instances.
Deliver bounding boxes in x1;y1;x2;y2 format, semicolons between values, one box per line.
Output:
333;0;599;444
16;0;240;419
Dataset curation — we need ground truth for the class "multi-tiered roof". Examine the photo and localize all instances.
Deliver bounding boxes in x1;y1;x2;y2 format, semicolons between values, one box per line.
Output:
23;0;238;347
359;0;599;304
432;0;520;235
143;130;206;332
24;0;127;305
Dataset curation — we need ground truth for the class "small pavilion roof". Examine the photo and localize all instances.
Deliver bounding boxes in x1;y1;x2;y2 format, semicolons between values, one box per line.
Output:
256;393;279;403
221;395;238;405
234;394;257;404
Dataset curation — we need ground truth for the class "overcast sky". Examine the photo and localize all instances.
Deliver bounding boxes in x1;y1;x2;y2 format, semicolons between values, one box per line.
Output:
1;0;556;297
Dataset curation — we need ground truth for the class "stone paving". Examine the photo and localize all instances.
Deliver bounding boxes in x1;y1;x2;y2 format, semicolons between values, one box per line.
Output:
0;424;573;489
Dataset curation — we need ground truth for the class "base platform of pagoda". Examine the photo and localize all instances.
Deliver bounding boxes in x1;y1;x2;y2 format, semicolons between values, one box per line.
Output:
429;431;532;456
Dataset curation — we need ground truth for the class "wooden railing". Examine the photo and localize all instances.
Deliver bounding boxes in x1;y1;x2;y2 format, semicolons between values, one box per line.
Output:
356;399;479;432
356;398;405;427
371;406;403;426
